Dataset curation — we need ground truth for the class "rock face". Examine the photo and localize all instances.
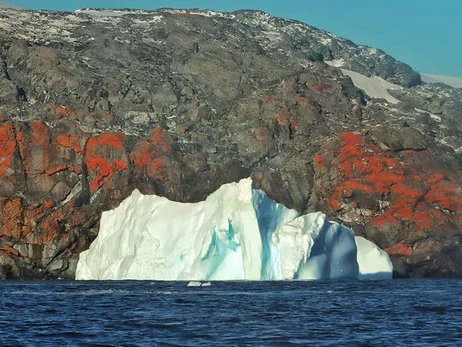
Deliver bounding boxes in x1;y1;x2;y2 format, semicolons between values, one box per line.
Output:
0;8;460;279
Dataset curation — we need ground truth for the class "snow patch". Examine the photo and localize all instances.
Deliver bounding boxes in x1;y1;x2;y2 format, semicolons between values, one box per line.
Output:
325;59;345;68
338;68;402;104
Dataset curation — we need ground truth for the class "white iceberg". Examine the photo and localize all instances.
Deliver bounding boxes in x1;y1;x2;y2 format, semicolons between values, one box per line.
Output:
76;178;392;280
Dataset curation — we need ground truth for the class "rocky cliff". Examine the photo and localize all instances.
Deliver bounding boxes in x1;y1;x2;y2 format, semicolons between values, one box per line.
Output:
0;8;460;279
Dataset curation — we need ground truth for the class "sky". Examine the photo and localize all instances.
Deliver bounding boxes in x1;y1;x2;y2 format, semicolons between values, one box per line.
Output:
8;0;462;77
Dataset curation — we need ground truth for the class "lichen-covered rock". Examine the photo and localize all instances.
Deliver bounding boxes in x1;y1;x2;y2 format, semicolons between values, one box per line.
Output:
312;132;462;277
0;8;460;279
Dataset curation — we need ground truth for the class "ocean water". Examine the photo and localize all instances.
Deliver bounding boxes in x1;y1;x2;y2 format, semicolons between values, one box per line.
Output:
1;280;461;346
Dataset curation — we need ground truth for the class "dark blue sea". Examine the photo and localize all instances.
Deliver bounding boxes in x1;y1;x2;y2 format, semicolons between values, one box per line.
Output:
1;280;461;346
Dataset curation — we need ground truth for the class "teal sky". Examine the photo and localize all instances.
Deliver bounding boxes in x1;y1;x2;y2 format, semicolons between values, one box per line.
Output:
10;0;462;77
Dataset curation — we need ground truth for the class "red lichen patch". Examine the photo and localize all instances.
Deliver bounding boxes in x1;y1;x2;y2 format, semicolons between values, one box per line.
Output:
151;158;164;174
329;196;342;211
56;135;83;153
149;127;172;153
385;241;413;256
335;133;406;196
2;245;20;258
40;218;58;245
310;82;331;92
314;155;326;168
340;132;363;145
319;132;462;232
0;123;16;176
370;211;399;227
85;132;128;190
57;105;69;115
425;180;462;212
130;141;166;179
179;126;188;133
297;97;313;106
45;164;82;176
130;128;175;180
30;121;50;146
16;131;24;142
278;112;288;124
56;105;77;117
0;198;23;240
428;173;445;184
130;141;157;167
261;95;273;102
23;205;46;232
42;200;55;209
98;133;125;149
258;130;266;138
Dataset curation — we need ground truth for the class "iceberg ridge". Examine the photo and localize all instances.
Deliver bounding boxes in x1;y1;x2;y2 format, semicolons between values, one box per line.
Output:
76;178;392;280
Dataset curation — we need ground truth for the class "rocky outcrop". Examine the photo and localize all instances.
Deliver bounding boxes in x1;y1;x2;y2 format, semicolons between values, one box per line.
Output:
0;8;460;279
312;131;462;278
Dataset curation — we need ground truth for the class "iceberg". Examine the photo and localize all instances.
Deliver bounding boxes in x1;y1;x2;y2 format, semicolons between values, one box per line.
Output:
76;178;393;280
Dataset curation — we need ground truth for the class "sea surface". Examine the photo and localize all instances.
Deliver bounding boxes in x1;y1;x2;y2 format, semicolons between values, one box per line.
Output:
1;279;461;346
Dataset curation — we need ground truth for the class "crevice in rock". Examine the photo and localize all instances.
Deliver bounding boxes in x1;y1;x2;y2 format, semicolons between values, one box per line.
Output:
16;87;27;102
2;60;11;80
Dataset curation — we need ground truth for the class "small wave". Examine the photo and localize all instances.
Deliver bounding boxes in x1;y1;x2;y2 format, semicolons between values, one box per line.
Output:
413;305;448;314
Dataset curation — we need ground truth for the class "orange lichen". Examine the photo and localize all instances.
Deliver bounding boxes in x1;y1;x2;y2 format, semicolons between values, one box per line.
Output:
56;105;78;117
151;158;164;173
130;140;166;179
321;132;462;232
328;196;342;211
130;142;157;167
425;180;462;212
385;241;413;256
314;155;326;168
311;82;331;92
57;105;69;115
428;173;444;184
0;123;16;176
149;127;172;153
56;134;82;153
97;133;125;149
340;132;363;145
278;112;288;124
2;245;20;258
1;198;23;240
45;164;82;176
85;133;128;190
31;120;50;145
297;96;313;105
43;200;55;209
